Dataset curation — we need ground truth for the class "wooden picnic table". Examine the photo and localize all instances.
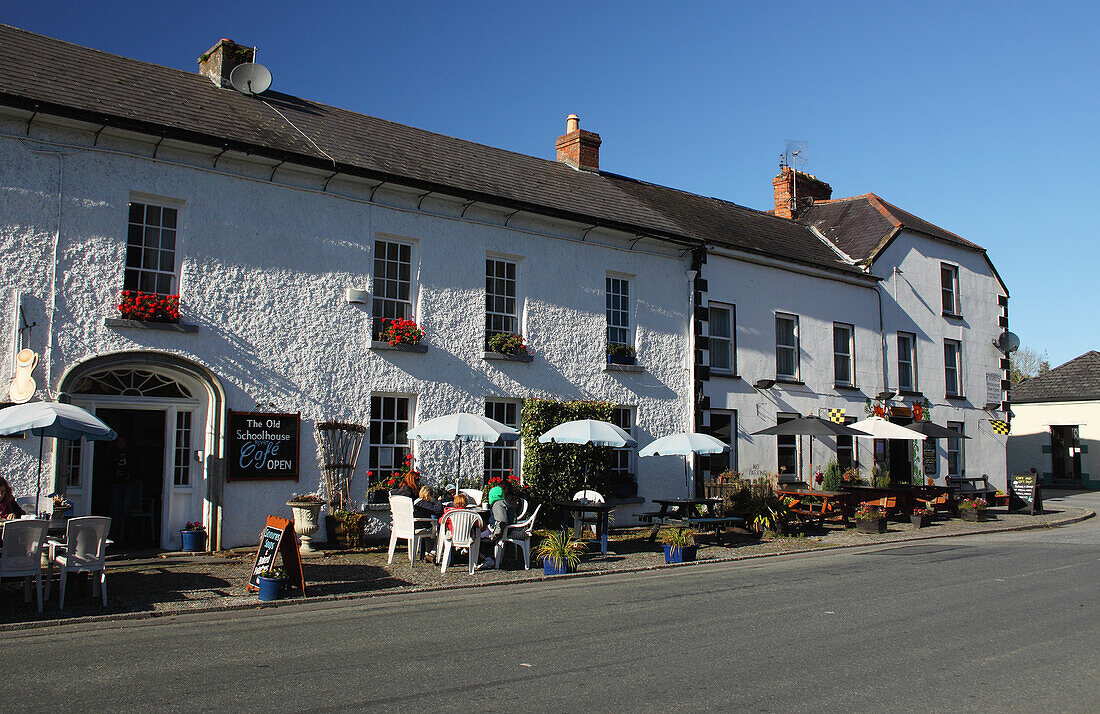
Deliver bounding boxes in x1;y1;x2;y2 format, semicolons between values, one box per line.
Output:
775;487;855;525
639;498;743;545
838;485;919;516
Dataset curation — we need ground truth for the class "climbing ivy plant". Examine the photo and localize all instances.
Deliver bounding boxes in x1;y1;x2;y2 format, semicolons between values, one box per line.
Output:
521;399;616;504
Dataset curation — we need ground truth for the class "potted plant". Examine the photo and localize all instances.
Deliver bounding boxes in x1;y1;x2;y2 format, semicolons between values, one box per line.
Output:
118;290;180;323
180;521;207;551
853;505;887;534
329;509;368;548
659;528;697;563
958;497;988;522
606;343;636;365
536;529;586;575
256;566;287;602
378;317;424;346
47;492;73;526
286;492;325;553
487;332;532;358
911;506;933;529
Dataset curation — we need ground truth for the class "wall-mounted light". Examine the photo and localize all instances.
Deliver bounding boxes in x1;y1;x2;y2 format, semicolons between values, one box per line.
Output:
345;288;370;304
983;402;1001;411
754;378;776;390
875;390;896;401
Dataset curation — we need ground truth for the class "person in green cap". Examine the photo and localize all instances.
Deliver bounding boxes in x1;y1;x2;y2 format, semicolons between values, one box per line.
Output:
478;483;516;570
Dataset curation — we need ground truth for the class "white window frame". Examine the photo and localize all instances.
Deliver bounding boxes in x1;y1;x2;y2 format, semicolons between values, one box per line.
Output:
709;303;735;375
485;257;519;347
172;410;193;487
372;237;416;337
125;197;182;296
368;394;413;484
947;421;965;476
484;399;522;482
944;339;962;396
833;322;855;386
941;263;961;316
610;406;636;483
898;332;917;392
837;416;858;470
775;313;800;380
606;275;632;347
777;412;799;476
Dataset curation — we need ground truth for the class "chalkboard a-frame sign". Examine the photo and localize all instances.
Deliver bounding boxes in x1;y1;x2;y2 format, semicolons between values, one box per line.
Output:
227;411;300;481
1009;473;1043;515
247;515;305;595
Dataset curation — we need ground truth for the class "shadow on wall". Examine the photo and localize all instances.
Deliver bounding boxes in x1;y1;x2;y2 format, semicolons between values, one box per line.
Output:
1008;432;1098;487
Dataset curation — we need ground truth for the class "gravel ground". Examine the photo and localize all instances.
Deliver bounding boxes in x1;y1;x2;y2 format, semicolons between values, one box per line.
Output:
1;505;1090;630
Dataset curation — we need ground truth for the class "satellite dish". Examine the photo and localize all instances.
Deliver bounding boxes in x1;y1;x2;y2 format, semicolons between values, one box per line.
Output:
993;331;1020;354
229;62;272;95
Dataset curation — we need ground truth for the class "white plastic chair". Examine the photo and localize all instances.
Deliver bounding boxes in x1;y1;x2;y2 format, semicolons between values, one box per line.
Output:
496;504;541;570
438;510;484;575
515;497;531;522
0;519;49;613
571;490;605;538
458;488;484;505
388;495;433;565
45;516;111;609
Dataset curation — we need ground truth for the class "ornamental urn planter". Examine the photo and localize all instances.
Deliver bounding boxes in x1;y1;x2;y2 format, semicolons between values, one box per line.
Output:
287;500;323;553
663;545;698;563
960;510;986;522
856;517;888;534
911;514;933;529
180;529;206;552
256;576;285;602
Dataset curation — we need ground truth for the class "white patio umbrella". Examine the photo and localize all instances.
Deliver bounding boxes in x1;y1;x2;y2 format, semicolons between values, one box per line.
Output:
538;419;637;493
849;416;927;441
639;432;728;493
0;401;117;515
406;412;519;490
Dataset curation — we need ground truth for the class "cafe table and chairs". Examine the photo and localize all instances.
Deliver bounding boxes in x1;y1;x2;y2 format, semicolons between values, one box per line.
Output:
641;498;742;545
0;518;49;613
774;487;855;526
45;515;111;609
388;495;434;565
438;509;484;575
551;495;615;555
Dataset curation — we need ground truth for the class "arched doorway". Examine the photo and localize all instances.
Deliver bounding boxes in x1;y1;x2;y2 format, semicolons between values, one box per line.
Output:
57;352;225;551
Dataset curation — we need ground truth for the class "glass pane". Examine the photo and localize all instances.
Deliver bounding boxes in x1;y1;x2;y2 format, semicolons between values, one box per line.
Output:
835;354;850;383
711;340;730;371
710;308;729;338
161;229;176;251
146;205;161;225
129;202;144;223
159;251;174;272
144;227;159;249
162;207;177;229
127;223;143;247
834;327;849;354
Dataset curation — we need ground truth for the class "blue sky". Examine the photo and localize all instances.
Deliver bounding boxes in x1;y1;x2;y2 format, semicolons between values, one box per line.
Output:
5;1;1097;366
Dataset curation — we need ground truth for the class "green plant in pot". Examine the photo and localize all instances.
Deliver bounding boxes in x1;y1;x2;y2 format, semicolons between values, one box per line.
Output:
536;529;586;575
606;343;636;365
330;509;368;548
256;566;287;602
853;505;887;534
957;497;988;522
487;332;531;357
659;527;697;563
911;506;933;529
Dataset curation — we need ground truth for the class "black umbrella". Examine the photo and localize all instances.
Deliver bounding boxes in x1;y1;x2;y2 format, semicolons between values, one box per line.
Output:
906;421;971;439
751;415;864;437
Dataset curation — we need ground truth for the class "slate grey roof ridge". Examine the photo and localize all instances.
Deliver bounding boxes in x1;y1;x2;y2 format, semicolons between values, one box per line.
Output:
0;23;866;277
1010;351;1100;404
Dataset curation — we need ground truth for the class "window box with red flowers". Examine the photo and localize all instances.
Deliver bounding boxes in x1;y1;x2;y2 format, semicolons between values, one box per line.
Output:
370;318;427;353
483;332;533;363
105;290;198;333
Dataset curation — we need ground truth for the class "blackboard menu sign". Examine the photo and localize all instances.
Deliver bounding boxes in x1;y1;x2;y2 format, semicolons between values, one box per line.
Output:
227;411;300;481
922;440;937;476
247;515;305;594
1009;473;1043;515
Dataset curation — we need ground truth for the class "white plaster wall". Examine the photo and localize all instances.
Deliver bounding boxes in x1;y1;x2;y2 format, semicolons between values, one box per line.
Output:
0;120;691;547
872;232;1009;489
1008;401;1098;486
703;254;883;479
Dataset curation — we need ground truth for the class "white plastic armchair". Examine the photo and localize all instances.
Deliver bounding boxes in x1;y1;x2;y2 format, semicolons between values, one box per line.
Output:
388;495;433;565
514;497;531;522
458;488;484;505
0;519;49;613
498;504;541;570
438;510;484;575
45;516;111;609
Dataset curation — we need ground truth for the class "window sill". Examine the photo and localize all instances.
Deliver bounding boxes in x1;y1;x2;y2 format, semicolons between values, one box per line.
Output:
105;318;199;333
604;363;645;374
942;312;964;320
945;394;967;402
709;372;742;380
833;384;863;393
898;390;923;398
775;378;804;386
482;350;533;363
371;341;428;353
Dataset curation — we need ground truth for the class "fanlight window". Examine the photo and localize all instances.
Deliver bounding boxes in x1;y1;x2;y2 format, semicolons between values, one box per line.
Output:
72;369;192;398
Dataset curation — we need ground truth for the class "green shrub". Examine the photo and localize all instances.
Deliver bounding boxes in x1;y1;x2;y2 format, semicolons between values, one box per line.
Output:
723;478;791;534
822;460;844;491
521;399;616;509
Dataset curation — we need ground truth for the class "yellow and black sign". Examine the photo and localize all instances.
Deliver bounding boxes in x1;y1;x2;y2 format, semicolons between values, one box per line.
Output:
989;419;1010;435
828;408;846;424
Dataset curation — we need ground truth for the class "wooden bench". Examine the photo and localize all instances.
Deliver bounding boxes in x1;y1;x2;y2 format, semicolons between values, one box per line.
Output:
947;476;998;504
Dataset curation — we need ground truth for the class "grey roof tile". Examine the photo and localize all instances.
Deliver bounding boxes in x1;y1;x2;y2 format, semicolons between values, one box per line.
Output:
1010;351;1100;404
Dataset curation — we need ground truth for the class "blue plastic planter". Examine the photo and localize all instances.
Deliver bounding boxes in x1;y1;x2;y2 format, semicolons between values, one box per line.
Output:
257;576;284;602
663;545;697;564
543;558;571;576
180;529;206;552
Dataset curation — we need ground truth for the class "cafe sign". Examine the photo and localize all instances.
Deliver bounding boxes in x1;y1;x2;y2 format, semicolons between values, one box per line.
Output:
227;411;300;481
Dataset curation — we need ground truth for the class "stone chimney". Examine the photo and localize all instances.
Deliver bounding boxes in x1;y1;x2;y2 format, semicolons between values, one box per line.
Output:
556;114;602;172
198;39;255;88
773;166;832;219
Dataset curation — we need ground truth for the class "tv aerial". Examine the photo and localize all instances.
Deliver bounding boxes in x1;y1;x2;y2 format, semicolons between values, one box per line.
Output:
229;62;272;96
783;139;809;214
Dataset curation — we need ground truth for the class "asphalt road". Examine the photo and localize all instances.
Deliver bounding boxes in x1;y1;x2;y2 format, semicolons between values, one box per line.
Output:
3;493;1097;713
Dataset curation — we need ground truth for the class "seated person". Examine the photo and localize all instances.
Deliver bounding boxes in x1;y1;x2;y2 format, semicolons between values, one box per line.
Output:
391;471;421;499
414;485;444;519
0;477;25;519
439;493;492;569
480;485;516;569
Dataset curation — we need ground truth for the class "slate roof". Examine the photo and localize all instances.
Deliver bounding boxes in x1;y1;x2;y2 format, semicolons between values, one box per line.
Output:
801;194;983;262
1010;351;1100;404
0;24;866;278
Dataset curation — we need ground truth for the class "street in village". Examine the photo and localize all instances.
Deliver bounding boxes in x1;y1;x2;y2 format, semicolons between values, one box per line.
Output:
2;491;1096;712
